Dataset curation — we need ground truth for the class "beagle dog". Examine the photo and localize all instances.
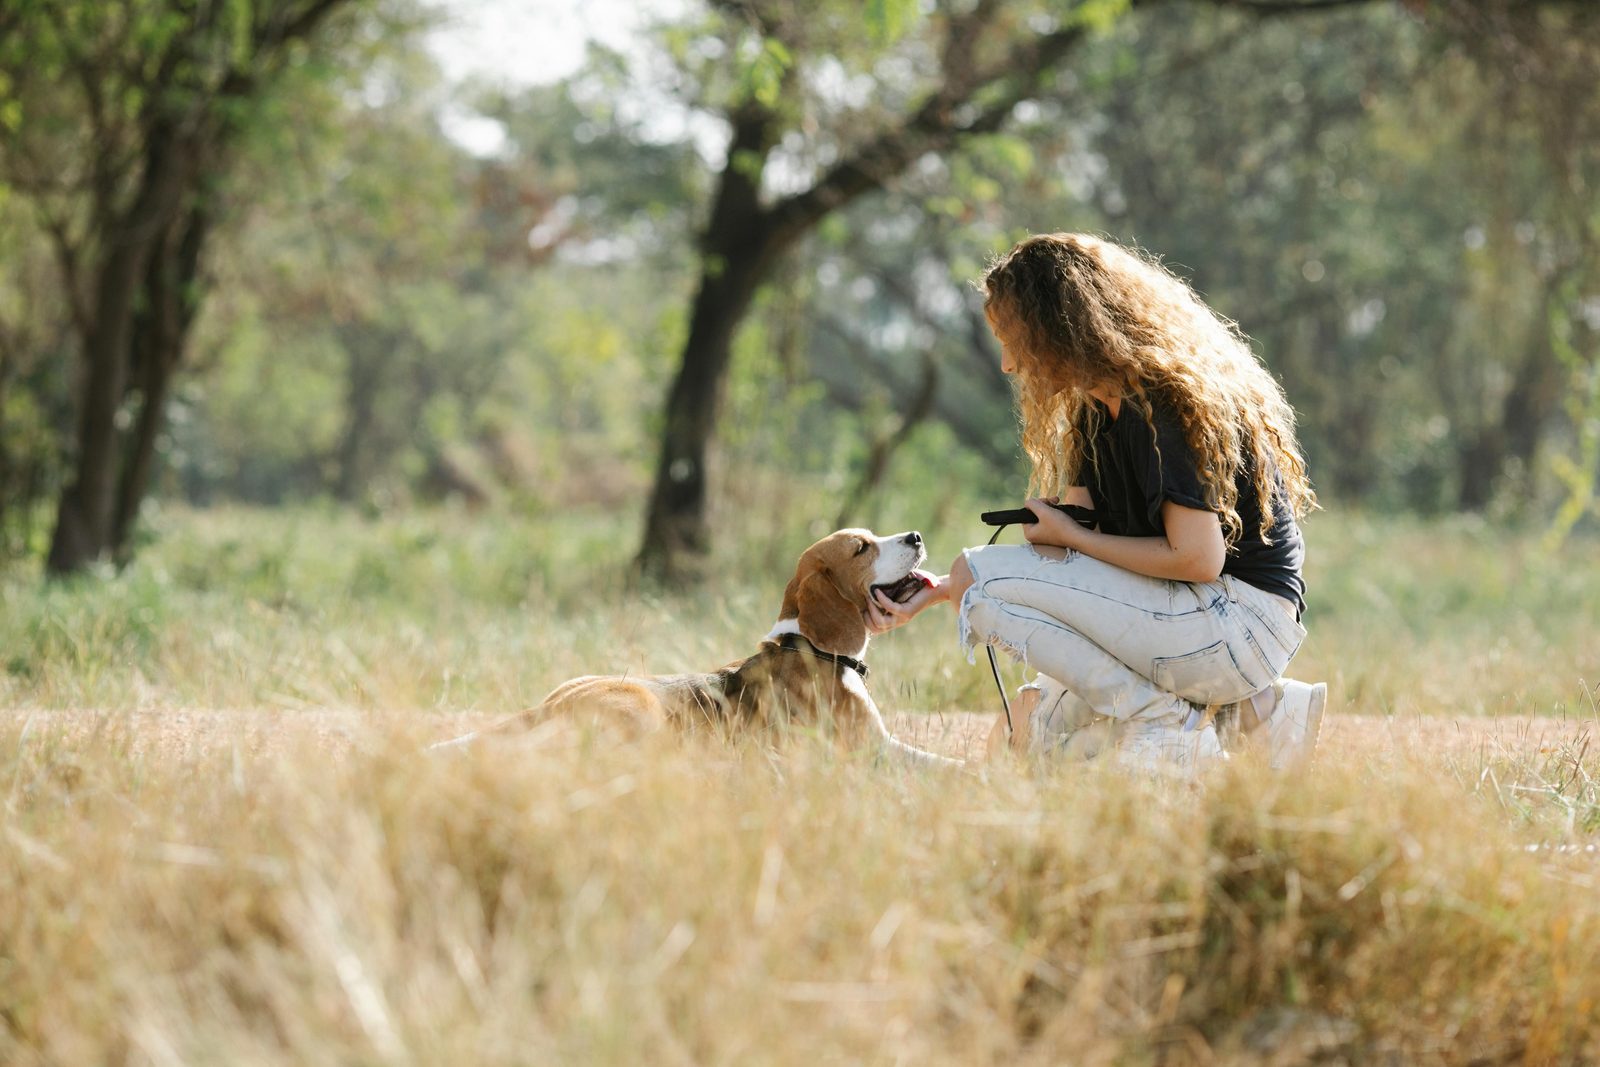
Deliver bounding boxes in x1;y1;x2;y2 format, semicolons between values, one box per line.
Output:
435;529;957;767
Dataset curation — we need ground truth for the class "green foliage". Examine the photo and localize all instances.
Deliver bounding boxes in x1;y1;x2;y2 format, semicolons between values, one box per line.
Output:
0;196;73;558
957;2;1600;516
1545;305;1600;549
2;0;1598;572
740;37;794;108
864;0;921;44
1067;0;1133;33
965;132;1035;181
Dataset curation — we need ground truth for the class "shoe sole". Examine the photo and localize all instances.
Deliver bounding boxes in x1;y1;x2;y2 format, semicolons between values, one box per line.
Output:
1301;682;1327;767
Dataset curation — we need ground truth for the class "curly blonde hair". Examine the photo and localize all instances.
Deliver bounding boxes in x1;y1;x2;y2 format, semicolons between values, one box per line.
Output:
982;233;1315;543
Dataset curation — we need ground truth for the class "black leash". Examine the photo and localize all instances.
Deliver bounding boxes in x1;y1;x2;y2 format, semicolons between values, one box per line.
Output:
977;502;1097;737
981;522;1013;735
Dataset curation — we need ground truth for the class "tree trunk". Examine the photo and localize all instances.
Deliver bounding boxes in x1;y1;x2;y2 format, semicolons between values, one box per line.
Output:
636;242;774;581
19;0;358;575
633;13;1100;584
47;122;195;576
1498;276;1571;496
1456;430;1502;511
46;244;148;573
332;326;396;502
1453;273;1570;512
636;103;784;582
112;204;210;560
0;353;11;547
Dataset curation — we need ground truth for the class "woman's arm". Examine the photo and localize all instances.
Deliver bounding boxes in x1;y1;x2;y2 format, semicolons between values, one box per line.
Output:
1059;484;1093;509
862;489;1224;635
1024;496;1226;583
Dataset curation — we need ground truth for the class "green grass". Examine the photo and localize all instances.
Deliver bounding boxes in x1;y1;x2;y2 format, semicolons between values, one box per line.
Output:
2;503;1596;719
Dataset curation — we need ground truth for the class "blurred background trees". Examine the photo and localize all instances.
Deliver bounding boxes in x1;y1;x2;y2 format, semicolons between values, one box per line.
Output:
0;0;383;573
1;0;1597;580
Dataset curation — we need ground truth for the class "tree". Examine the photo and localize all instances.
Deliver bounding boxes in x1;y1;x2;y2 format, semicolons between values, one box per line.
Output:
630;0;1458;582
0;197;75;559
0;0;368;574
183;66;703;508
633;0;1597;580
1427;0;1600;511
632;0;1131;581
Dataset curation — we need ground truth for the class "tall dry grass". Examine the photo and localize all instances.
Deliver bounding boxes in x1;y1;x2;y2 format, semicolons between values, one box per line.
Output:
2;712;1596;1065
2;504;1598;1062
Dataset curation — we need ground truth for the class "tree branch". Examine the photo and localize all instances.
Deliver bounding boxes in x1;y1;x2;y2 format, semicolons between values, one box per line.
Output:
259;0;357;50
834;346;940;527
814;314;1013;468
766;19;1088;243
41;2;121;224
766;0;1396;243
35;207;94;341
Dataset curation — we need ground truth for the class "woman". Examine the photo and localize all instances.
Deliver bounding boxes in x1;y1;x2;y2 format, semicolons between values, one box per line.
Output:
869;233;1325;772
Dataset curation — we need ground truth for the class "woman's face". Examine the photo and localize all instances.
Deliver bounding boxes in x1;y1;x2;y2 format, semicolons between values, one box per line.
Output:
983;304;1021;376
986;299;1124;400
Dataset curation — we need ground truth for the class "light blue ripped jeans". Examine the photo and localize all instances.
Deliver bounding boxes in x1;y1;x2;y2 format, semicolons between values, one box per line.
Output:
959;543;1306;771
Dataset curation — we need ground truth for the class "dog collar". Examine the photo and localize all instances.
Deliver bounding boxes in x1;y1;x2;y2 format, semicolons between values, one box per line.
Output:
774;633;869;681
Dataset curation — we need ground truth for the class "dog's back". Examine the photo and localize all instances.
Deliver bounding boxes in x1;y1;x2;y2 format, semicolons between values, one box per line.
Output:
538;670;734;736
498;643;858;741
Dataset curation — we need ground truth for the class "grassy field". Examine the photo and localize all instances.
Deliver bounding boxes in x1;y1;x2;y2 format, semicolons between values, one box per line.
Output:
2;504;1599;1064
3;503;1596;718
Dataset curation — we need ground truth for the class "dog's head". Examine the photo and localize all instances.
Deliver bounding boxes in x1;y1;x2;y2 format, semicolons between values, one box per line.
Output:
777;528;927;657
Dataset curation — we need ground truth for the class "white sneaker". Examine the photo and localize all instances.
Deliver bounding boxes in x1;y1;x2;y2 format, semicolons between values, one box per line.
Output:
1117;717;1225;777
1264;679;1327;770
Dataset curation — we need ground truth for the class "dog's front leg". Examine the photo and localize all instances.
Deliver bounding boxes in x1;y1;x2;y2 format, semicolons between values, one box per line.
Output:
840;670;964;769
883;732;966;769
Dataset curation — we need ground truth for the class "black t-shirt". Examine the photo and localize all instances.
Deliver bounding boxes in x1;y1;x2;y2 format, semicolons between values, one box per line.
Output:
1081;396;1306;615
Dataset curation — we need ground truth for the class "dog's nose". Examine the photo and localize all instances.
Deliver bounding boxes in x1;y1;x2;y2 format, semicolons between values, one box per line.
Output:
904;531;922;547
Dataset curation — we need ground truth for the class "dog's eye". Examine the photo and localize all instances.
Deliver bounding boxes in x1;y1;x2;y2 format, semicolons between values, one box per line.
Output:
853;540;870;556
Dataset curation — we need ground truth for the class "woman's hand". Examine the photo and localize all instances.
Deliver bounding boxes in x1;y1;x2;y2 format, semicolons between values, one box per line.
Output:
866;574;951;634
1020;496;1088;550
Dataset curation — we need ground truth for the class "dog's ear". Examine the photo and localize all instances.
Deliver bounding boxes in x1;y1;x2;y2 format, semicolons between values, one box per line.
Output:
791;568;868;656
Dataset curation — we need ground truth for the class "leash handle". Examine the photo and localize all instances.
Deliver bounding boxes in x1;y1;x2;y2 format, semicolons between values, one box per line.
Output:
981;502;1097;529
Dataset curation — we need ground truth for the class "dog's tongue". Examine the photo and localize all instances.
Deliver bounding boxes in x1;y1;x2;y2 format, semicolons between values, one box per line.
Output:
878;569;938;604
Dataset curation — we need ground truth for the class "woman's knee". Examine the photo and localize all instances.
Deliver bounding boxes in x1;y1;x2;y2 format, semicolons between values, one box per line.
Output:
947;551;975;604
